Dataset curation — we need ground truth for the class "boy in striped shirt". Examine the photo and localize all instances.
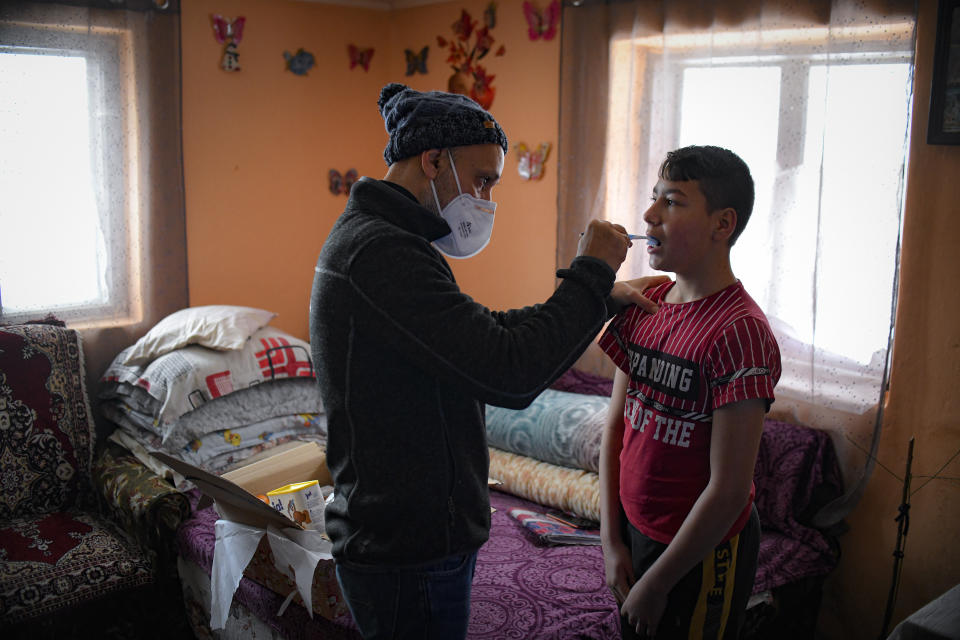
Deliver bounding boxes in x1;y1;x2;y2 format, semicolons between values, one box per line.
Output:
598;146;782;640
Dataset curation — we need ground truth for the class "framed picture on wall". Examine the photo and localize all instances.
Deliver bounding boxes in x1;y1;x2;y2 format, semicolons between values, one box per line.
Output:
928;0;960;144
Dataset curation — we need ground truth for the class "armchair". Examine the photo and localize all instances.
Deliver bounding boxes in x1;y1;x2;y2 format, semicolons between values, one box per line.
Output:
0;323;186;638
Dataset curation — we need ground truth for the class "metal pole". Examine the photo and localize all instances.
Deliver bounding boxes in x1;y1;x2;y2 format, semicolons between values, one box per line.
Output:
879;436;914;639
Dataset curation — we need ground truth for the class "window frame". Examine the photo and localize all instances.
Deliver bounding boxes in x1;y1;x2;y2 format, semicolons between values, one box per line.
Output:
605;30;913;411
0;21;136;327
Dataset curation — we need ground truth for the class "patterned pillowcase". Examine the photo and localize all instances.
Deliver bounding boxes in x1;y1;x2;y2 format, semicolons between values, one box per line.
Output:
0;324;95;518
485;389;610;473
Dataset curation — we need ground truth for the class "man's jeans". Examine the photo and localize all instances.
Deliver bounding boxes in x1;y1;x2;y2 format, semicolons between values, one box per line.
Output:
335;551;478;640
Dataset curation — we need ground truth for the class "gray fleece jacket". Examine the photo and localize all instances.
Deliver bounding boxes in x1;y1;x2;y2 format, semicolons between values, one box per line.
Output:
309;177;615;568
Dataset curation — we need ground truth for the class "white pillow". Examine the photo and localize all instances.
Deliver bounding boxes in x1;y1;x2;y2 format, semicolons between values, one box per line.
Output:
123;305;277;366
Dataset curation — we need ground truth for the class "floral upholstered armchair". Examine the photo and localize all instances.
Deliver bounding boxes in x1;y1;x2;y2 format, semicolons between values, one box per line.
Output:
0;323;189;638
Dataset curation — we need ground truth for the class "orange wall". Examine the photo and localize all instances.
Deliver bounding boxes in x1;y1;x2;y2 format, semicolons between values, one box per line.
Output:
181;0;391;339
182;0;560;340
818;0;960;636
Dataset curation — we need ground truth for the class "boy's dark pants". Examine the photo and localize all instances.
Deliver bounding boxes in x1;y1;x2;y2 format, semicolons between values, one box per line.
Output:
620;505;761;640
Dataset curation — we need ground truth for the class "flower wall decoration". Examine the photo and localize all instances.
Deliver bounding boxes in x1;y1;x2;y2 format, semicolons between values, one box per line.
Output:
437;8;505;110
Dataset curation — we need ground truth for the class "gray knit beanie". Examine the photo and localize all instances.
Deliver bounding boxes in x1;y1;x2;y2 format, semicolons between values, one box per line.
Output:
378;82;508;165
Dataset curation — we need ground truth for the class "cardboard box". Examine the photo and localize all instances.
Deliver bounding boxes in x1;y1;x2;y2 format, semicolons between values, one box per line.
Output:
152;444;348;621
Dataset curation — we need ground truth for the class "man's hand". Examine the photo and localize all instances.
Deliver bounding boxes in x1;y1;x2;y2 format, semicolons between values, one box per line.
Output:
603;539;636;606
610;275;672;315
621;574;668;639
577;220;631;273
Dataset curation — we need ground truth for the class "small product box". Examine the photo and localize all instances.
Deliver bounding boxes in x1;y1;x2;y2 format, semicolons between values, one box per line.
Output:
266;480;325;530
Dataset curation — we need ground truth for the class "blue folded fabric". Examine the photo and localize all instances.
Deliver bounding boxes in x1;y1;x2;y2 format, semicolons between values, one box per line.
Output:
485;389;610;472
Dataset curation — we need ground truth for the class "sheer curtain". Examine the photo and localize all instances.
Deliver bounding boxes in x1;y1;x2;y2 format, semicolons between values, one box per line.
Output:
0;0;188;440
558;0;917;523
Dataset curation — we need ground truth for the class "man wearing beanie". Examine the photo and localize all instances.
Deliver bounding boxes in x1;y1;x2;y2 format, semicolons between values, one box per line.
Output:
309;83;663;640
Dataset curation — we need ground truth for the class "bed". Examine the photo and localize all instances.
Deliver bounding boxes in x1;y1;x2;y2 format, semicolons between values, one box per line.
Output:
96;308;844;639
174;488;618;640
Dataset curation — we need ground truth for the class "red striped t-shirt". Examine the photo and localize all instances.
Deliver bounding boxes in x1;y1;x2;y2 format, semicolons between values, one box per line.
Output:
598;280;781;544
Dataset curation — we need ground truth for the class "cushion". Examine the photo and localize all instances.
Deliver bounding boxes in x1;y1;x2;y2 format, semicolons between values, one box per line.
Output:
122;305;276;367
0;510;153;624
485;389;609;473
0;325;95;519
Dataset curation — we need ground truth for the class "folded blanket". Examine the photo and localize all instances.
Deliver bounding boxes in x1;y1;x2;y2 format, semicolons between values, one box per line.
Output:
488;447;600;522
486;389;609;473
100;327;317;437
752;419;843;591
107;408;326;475
508;508;602;546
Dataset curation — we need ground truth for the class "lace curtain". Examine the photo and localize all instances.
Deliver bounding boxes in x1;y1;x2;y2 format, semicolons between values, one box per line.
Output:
0;0;188;440
558;0;917;523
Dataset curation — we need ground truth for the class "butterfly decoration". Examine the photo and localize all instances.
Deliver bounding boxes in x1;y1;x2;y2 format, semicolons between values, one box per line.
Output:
405;46;429;76
283;48;315;76
516;142;551;181
522;0;560;41
348;44;374;72
484;2;497;29
329;169;359;196
212;14;246;72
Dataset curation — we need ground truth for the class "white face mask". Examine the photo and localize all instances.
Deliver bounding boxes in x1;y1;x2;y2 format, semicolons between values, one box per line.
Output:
430;149;497;259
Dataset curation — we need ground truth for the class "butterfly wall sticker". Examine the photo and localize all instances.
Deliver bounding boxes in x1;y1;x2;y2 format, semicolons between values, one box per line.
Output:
211;14;245;72
348;45;374;72
405;46;429;76
329;169;359;196
521;0;560;41
283;48;315;76
516;142;551;181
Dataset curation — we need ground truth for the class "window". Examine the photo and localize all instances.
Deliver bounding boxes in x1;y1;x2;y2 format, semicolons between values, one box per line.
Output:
0;23;135;326
606;24;913;412
677;56;910;367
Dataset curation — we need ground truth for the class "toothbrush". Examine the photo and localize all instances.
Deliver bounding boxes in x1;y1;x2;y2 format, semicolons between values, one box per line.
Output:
629;234;661;246
579;232;660;245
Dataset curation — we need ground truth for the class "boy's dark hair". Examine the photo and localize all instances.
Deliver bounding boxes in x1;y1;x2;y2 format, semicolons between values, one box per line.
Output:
658;145;754;246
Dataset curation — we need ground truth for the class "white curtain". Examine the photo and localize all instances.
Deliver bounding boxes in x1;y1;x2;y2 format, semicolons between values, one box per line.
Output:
559;0;917;523
0;0;188;440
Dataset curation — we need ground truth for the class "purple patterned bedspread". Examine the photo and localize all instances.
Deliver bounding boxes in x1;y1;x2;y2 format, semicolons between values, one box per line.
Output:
472;491;619;639
177;489;621;639
752;419;842;592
